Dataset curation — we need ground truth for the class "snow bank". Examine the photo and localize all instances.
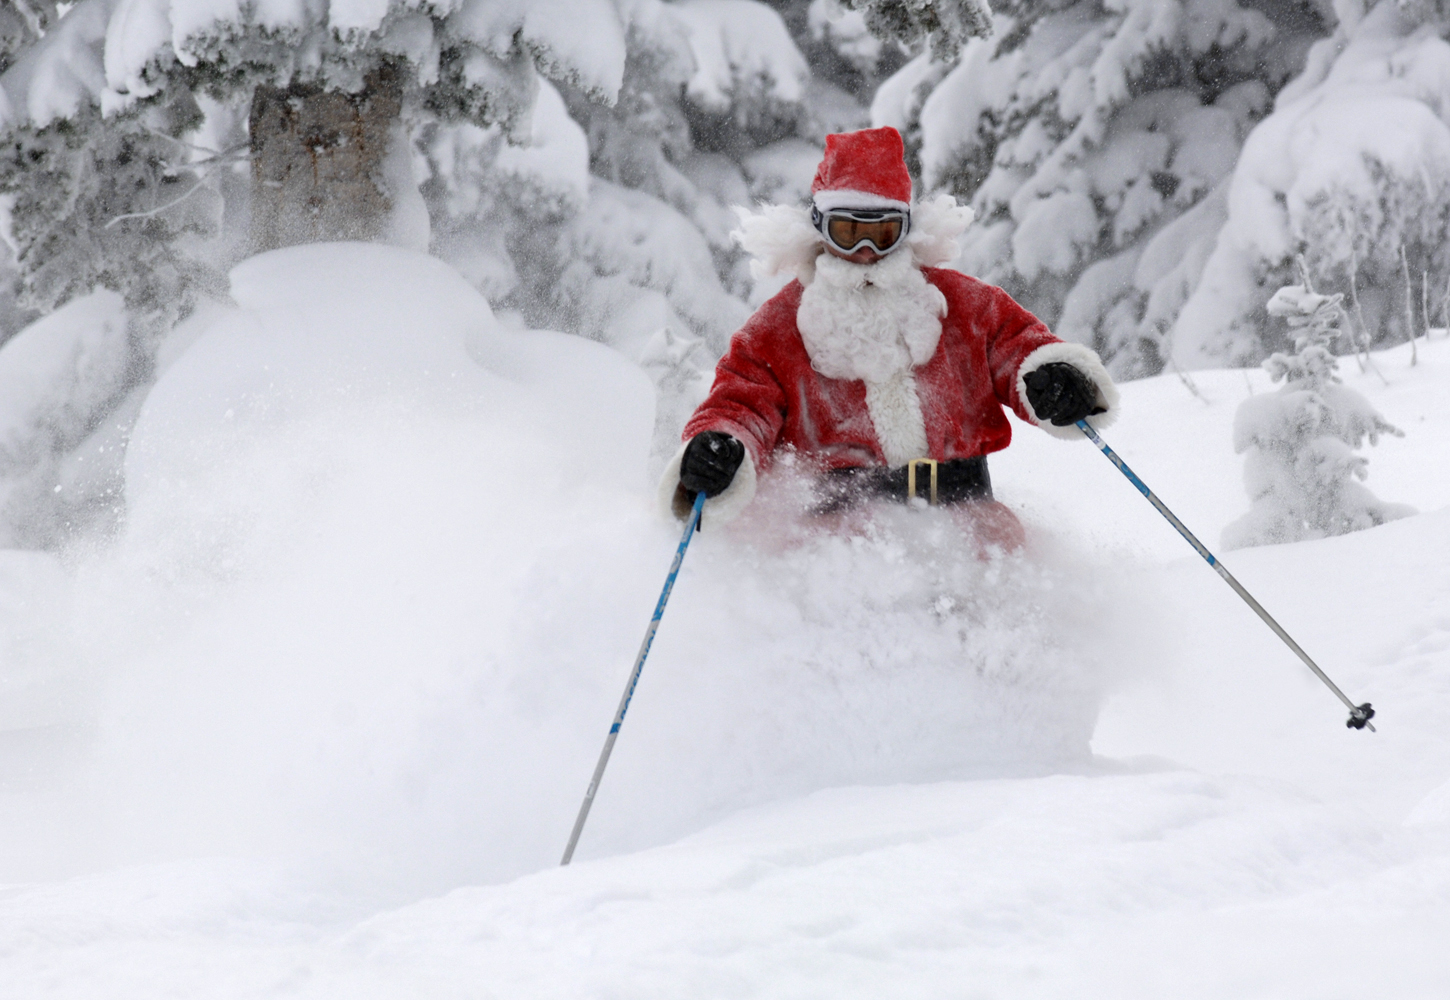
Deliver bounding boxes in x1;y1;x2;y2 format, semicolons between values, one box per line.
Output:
283;770;1424;1000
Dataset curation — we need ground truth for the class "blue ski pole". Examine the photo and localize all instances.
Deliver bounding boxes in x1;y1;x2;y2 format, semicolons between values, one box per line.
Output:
561;490;708;865
1075;419;1375;731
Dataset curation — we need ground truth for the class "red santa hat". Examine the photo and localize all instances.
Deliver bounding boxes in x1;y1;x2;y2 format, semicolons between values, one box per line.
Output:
810;127;913;213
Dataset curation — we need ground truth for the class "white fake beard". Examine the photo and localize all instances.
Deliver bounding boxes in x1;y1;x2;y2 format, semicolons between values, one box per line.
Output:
796;249;947;383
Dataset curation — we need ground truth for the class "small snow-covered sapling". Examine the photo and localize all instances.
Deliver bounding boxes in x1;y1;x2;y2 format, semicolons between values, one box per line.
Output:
1222;268;1414;549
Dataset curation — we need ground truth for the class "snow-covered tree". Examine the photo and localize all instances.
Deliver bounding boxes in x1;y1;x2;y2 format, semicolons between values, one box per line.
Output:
0;0;606;262
0;2;228;543
775;0;908;100
836;0;993;61
0;0;636;543
421;0;867;454
0;0;59;345
1172;2;1450;368
1222;273;1413;550
873;0;1328;377
0;1;542;345
0;0;56;73
0;95;226;343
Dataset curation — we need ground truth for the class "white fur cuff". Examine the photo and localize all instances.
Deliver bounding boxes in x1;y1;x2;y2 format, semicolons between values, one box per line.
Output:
1016;342;1121;441
812;189;911;213
656;441;759;528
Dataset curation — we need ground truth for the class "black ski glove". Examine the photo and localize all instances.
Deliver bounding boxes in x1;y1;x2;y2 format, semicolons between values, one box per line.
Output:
1023;362;1106;427
679;431;745;498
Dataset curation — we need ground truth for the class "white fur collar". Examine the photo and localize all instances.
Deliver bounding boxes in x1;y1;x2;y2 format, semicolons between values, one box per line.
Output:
732;193;975;286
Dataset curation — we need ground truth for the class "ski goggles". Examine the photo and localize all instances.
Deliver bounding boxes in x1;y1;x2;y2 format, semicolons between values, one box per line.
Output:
811;206;910;255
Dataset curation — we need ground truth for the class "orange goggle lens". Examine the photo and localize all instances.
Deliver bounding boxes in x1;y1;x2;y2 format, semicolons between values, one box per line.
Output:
822;214;905;253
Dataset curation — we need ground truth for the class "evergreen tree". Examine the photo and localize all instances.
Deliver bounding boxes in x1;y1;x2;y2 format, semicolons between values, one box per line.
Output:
1222;268;1413;550
1172;2;1450;368
875;0;1328;377
1;0;606;341
0;0;58;345
838;0;993;61
0;0;56;74
772;0;910;101
0;97;225;344
0;0;633;544
0;0;897;540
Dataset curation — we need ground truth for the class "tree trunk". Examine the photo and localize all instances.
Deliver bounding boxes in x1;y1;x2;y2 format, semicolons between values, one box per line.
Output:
248;64;403;253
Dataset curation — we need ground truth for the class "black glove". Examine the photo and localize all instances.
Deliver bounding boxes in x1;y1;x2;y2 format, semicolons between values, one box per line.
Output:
1023;362;1105;426
679;431;745;498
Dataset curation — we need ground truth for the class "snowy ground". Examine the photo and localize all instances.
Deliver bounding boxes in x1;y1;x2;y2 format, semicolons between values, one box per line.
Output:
2;246;1448;997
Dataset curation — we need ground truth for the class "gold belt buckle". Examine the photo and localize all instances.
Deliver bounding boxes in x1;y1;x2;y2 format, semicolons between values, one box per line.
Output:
906;458;938;505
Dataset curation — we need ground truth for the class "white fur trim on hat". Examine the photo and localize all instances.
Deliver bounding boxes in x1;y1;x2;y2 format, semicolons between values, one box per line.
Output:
812;189;911;213
657;440;759;528
1016;342;1121;441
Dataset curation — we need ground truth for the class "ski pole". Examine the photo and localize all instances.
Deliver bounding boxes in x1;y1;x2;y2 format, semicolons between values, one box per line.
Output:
1075;419;1375;731
561;490;707;865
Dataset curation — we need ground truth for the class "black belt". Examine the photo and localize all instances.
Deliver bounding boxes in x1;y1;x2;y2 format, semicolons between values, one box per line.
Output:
813;456;992;513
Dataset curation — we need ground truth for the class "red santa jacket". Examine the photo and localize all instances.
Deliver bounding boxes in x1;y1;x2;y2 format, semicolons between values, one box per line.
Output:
662;267;1117;522
690;267;1081;464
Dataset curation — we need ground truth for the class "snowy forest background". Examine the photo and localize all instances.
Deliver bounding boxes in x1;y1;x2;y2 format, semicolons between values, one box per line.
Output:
2;0;1448;548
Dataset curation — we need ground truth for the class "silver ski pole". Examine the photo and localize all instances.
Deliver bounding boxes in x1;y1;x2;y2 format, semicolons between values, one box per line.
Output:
1075;419;1375;731
561;490;707;865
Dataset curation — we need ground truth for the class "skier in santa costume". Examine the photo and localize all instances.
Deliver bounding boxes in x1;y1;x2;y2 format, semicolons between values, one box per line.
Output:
661;126;1119;548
